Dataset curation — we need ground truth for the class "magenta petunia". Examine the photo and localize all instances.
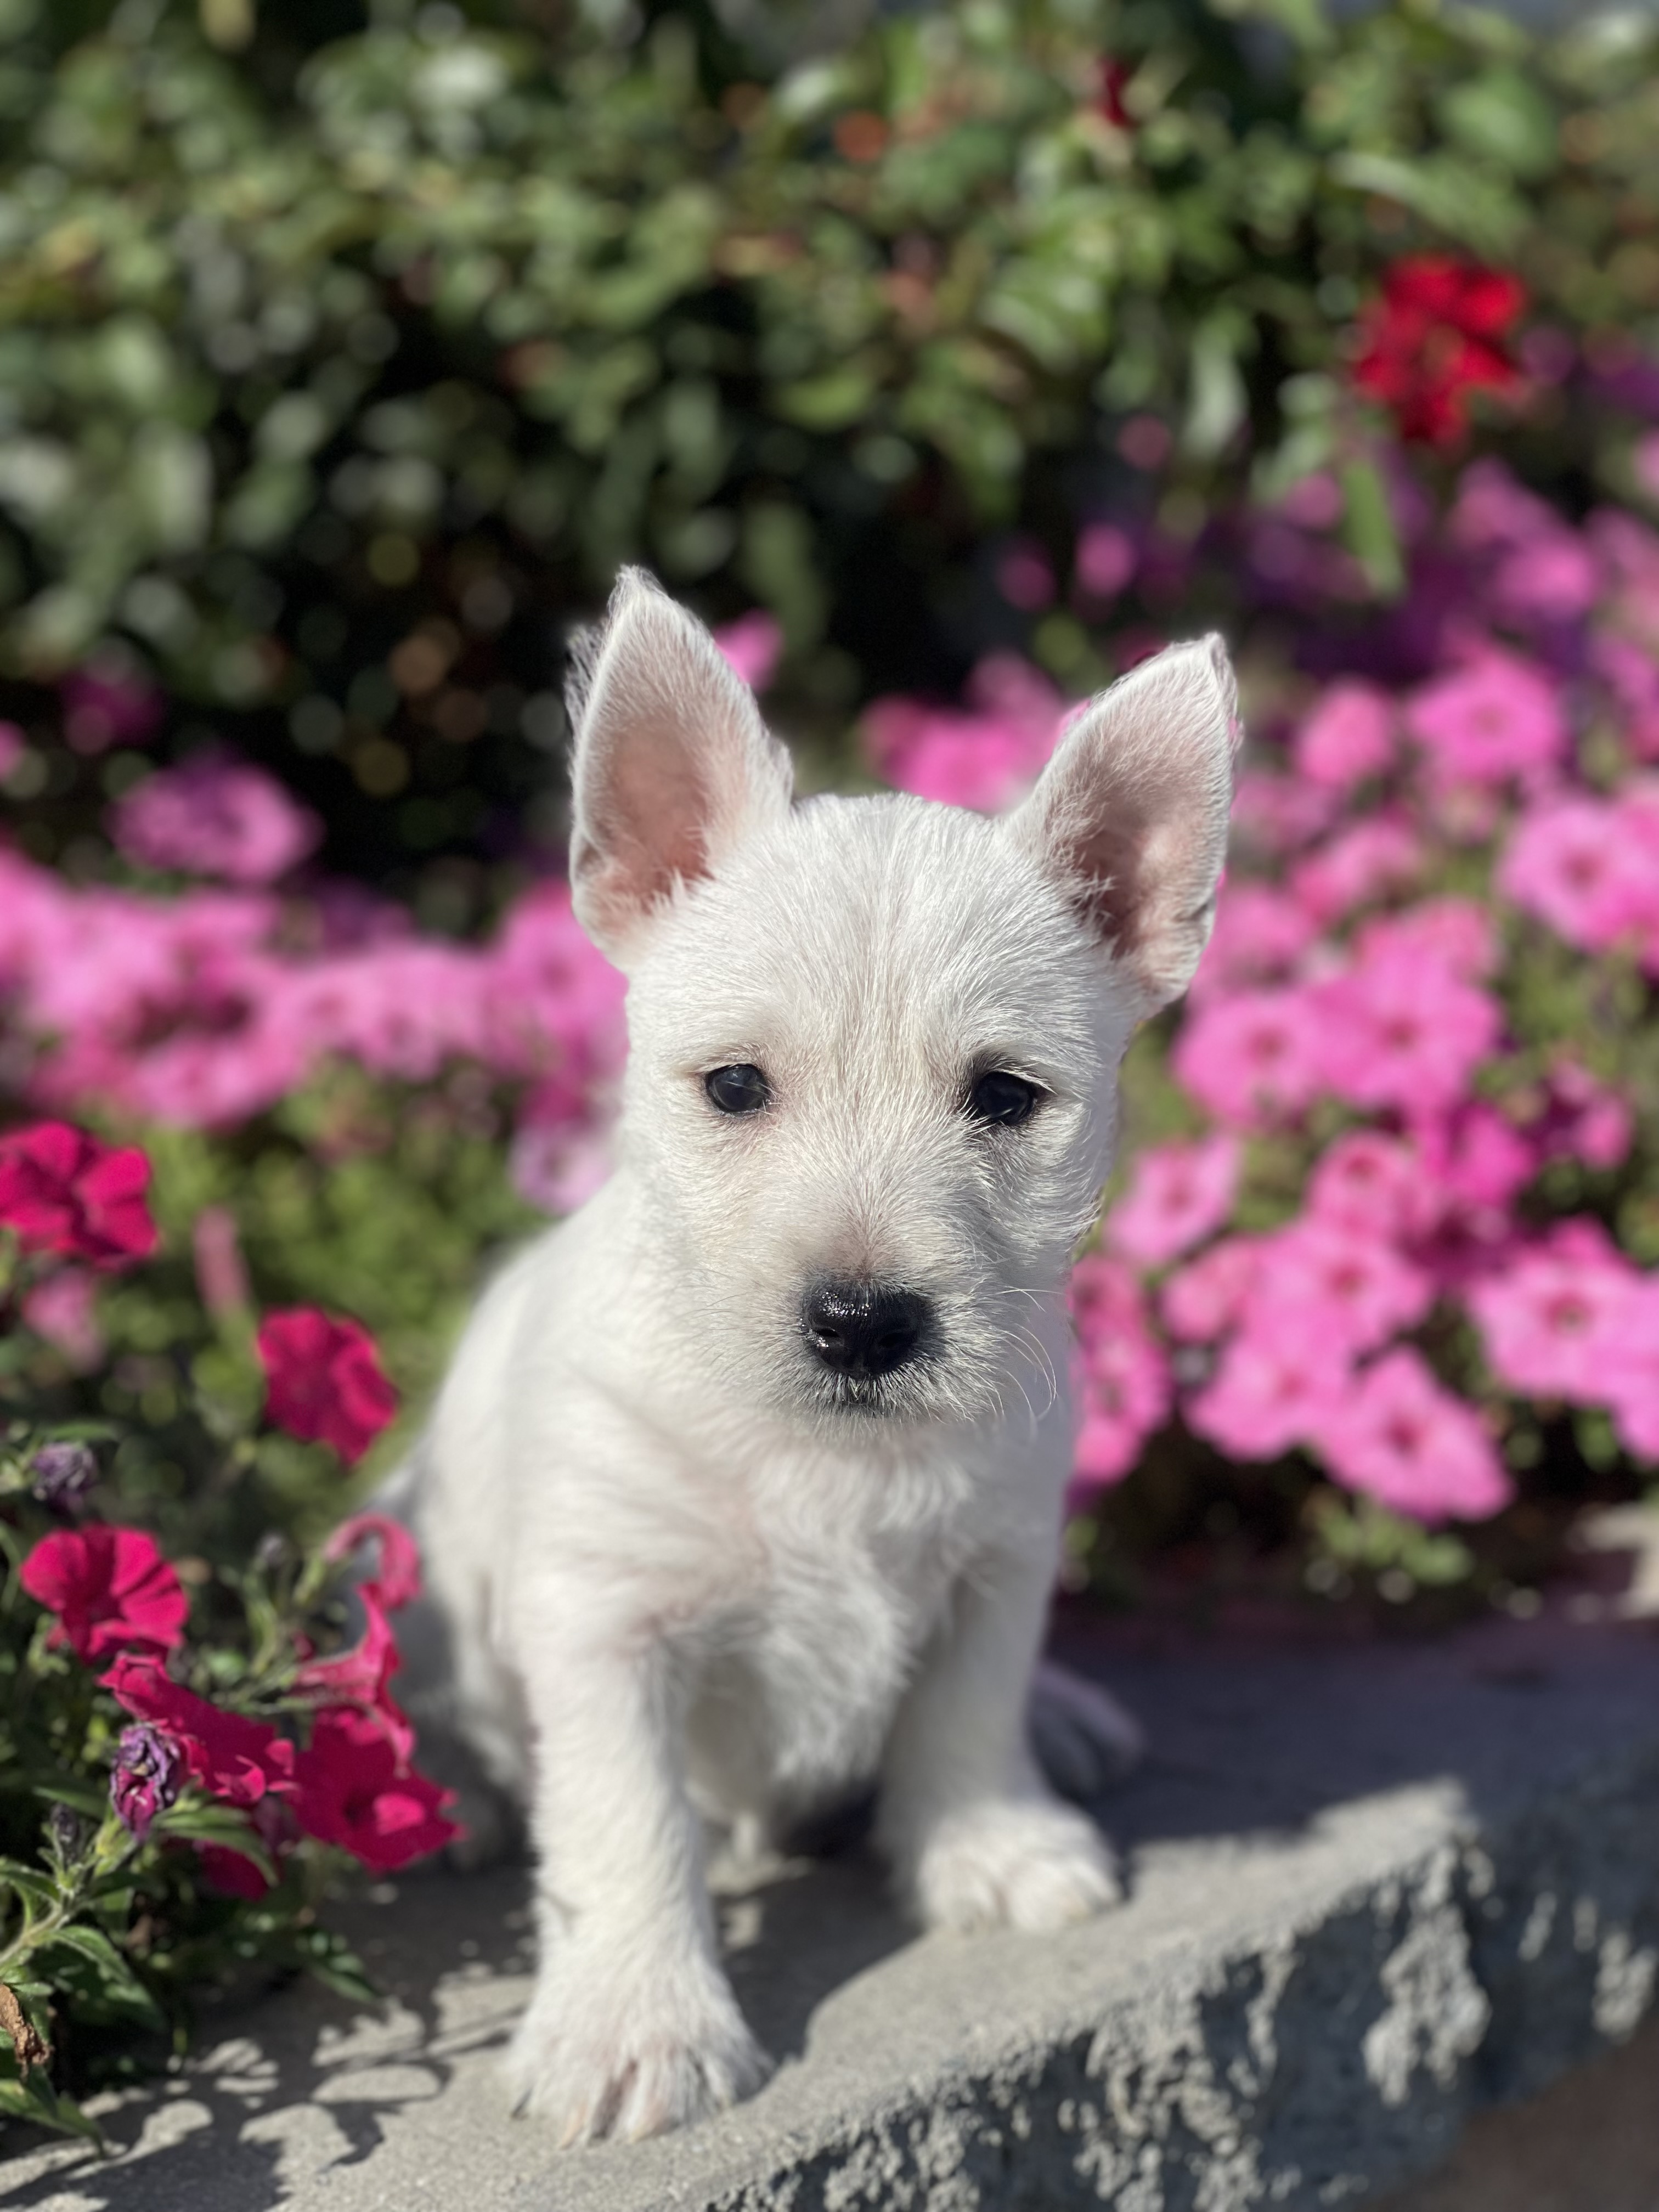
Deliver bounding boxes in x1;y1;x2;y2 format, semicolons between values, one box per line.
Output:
0;1121;158;1268
21;1526;188;1663
1311;1350;1513;1523
257;1308;398;1465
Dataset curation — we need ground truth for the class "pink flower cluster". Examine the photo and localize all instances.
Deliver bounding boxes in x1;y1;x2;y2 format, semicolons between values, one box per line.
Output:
0;854;626;1213
882;462;1659;1527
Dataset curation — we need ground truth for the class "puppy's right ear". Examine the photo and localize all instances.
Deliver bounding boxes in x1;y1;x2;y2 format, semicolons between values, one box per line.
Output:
566;569;793;968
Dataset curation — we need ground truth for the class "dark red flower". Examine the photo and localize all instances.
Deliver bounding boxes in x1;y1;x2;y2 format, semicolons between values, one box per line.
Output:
0;1122;157;1269
257;1308;397;1465
111;1723;184;1842
21;1527;188;1662
1094;58;1132;128
103;1652;295;1806
321;1512;422;1611
287;1708;460;1872
1351;256;1527;447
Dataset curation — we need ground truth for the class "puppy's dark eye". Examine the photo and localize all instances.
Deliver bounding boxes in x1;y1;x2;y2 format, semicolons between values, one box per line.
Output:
968;1071;1042;1127
705;1064;770;1115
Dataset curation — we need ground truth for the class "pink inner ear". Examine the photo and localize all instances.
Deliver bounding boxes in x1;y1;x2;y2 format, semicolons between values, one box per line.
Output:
603;732;714;908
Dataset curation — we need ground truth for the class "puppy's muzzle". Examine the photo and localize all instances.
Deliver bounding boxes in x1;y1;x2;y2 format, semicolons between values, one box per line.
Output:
800;1280;932;1381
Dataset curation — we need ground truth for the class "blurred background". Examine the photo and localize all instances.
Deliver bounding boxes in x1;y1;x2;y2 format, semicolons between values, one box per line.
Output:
5;0;1659;1617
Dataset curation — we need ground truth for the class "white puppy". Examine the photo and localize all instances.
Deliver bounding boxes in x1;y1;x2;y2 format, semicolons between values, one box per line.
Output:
394;571;1238;2145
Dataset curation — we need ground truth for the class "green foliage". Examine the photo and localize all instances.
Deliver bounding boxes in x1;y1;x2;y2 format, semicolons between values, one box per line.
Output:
5;0;1659;902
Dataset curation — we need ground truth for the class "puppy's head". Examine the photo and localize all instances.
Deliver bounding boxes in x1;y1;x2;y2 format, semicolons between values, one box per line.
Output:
568;571;1238;1436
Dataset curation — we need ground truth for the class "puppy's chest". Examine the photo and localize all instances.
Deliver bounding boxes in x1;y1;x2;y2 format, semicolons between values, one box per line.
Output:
735;1520;961;1798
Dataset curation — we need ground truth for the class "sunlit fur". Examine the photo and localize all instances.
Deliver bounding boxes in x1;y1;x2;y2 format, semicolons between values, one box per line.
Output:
393;572;1237;2146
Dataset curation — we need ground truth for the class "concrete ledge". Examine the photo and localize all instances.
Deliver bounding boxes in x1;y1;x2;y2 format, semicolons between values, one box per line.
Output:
5;1616;1659;2211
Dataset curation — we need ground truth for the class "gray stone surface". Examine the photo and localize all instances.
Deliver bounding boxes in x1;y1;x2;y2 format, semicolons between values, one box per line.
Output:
1375;2010;1659;2212
3;1615;1658;2212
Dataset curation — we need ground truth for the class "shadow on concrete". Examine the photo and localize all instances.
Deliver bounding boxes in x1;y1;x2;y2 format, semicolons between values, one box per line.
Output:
5;1605;1659;2210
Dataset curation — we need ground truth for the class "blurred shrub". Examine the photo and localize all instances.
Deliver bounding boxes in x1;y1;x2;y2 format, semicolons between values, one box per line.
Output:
6;0;1659;905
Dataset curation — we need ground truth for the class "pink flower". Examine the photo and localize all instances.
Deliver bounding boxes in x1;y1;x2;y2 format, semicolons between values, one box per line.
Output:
0;1122;158;1268
22;1266;105;1371
1251;1218;1435;1356
1465;1227;1638;1401
1106;1137;1241;1270
1185;1327;1351;1460
257;1309;398;1465
1532;1063;1633;1172
1172;987;1326;1128
112;756;321;885
1404;646;1567;792
1354;897;1499;981
1316;947;1502;1118
1068;1256;1172;1494
713;612;783;692
323;1514;422;1612
1422;1105;1537;1218
1074;523;1136;600
1499;794;1659;955
1160;1235;1263;1342
21;1526;189;1663
1291;681;1397;790
1230;771;1339;857
1187;884;1314;1002
1311;1349;1512;1522
1307;1132;1440;1245
1290;817;1423;925
862;655;1063;812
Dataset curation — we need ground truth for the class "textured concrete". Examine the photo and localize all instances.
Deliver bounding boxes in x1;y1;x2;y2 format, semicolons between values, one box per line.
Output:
3;1615;1658;2211
1374;2009;1659;2212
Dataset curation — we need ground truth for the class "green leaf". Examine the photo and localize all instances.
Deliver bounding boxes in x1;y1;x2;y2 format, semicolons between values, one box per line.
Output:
0;2070;105;2148
37;1927;166;2030
153;1798;278;1882
1340;457;1403;600
1437;70;1558;183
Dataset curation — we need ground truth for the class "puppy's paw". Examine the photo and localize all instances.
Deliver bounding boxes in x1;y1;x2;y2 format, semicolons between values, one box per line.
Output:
506;1960;770;2145
1028;1660;1145;1803
911;1797;1124;1934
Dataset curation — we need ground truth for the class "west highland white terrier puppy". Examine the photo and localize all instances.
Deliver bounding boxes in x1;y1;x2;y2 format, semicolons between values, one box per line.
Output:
391;570;1238;2145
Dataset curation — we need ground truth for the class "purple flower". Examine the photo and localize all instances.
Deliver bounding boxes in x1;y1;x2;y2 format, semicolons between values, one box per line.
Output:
29;1441;98;1515
110;1723;185;1842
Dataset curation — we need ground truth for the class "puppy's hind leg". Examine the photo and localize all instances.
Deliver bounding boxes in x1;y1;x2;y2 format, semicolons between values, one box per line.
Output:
1028;1661;1144;1806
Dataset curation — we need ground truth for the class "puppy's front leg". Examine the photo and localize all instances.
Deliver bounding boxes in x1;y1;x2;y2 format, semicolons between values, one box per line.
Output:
877;1548;1123;1933
506;1632;769;2142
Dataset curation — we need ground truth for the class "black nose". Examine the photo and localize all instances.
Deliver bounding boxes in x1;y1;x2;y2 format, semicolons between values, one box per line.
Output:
801;1281;932;1380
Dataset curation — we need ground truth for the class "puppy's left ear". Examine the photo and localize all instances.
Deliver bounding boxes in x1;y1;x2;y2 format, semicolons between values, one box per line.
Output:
1008;636;1240;1020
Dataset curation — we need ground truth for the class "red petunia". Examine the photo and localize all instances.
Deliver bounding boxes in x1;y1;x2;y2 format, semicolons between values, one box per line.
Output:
21;1527;188;1663
103;1652;295;1806
1351;256;1527;448
287;1707;460;1873
257;1308;398;1465
322;1512;422;1612
292;1585;416;1764
0;1122;158;1269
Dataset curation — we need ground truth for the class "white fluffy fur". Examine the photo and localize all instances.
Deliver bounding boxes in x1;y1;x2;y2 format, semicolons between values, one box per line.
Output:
394;572;1238;2143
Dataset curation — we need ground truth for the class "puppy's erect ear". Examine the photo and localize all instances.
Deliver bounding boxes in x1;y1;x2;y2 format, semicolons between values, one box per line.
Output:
1008;636;1240;1020
566;569;794;967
